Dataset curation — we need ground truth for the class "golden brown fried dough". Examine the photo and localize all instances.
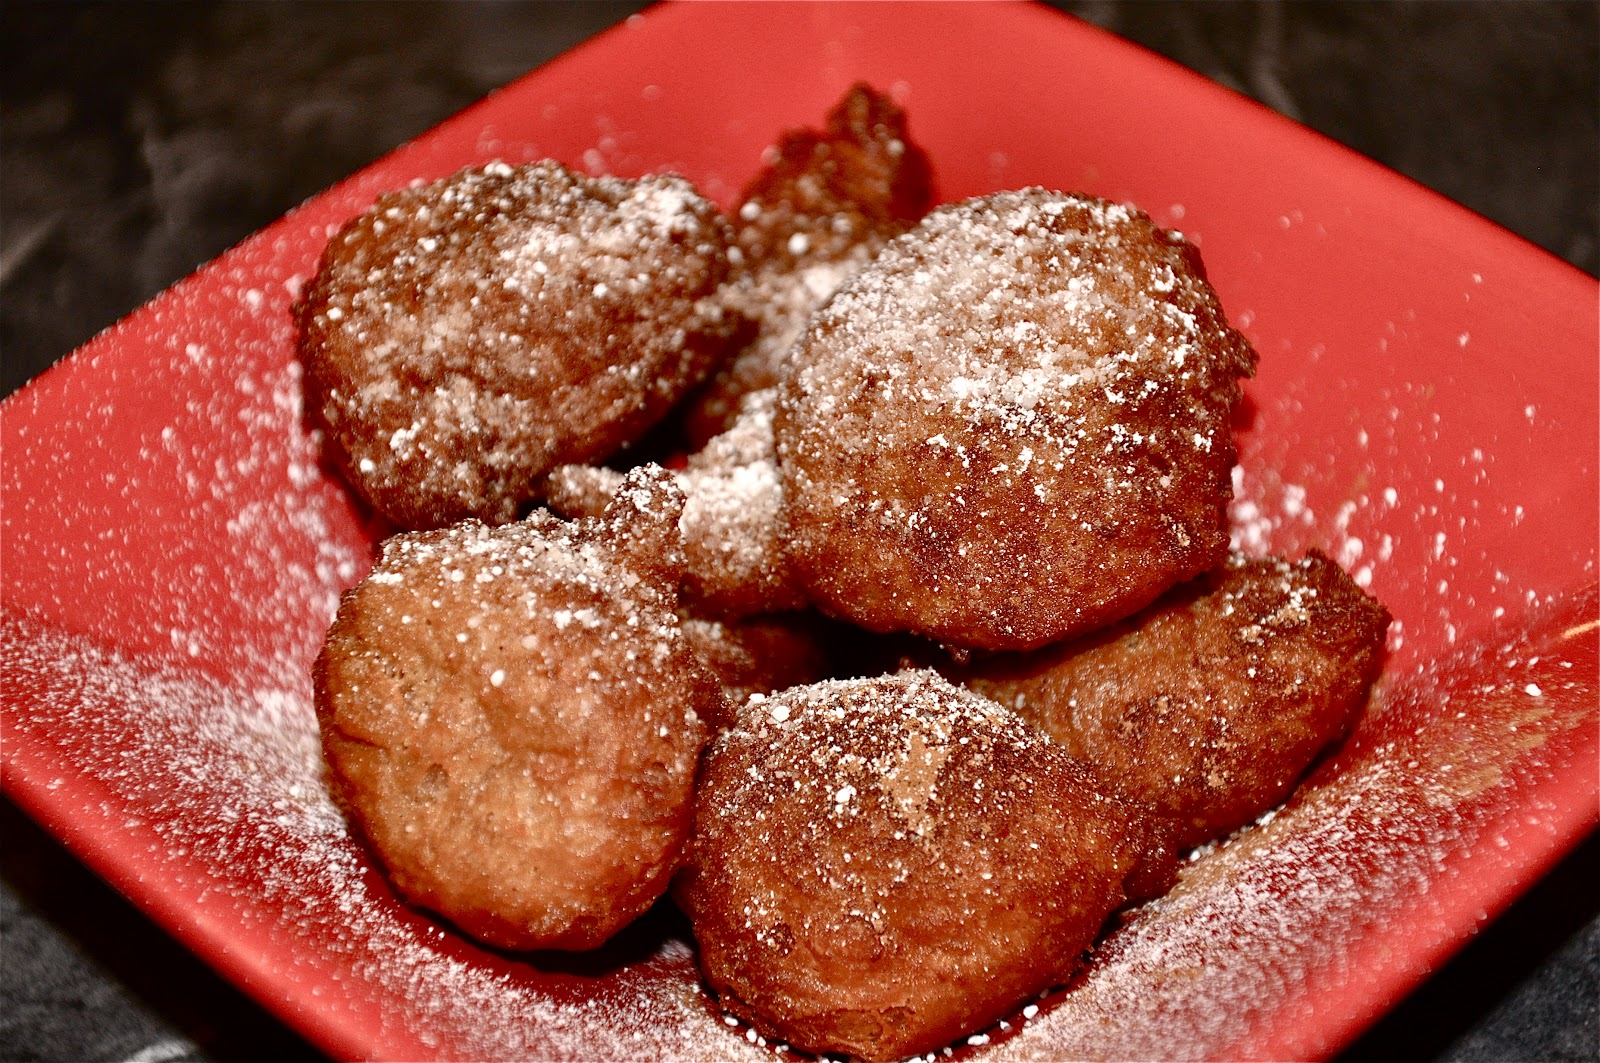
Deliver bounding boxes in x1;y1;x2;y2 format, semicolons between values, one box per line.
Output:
682;84;934;447
545;389;805;619
960;551;1390;848
679;613;831;731
678;671;1167;1061
776;190;1258;651
299;160;734;528
314;479;717;951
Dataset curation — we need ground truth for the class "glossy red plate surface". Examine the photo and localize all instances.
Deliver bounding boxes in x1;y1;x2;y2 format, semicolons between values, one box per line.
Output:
3;4;1596;1060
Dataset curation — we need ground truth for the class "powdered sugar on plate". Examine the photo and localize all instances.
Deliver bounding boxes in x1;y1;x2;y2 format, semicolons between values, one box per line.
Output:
3;613;776;1062
6;533;1591;1062
984;590;1595;1060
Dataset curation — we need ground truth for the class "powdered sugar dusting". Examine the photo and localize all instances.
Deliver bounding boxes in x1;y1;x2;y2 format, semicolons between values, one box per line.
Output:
544;389;802;619
676;389;800;614
789;191;1252;456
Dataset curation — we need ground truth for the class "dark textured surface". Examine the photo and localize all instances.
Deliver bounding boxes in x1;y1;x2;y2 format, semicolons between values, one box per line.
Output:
1;2;1595;1061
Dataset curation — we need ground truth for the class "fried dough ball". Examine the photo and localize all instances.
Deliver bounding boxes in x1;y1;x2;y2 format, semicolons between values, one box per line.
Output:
314;472;718;951
679;613;831;731
299;160;735;529
678;671;1168;1061
958;551;1390;848
545;388;805;619
776;190;1258;651
682;84;934;447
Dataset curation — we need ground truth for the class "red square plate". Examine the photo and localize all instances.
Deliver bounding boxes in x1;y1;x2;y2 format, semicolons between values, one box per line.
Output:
3;3;1596;1060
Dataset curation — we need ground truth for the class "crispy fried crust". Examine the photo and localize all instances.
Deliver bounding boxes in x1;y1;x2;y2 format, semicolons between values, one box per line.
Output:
314;503;716;951
678;671;1165;1061
960;551;1391;848
776;190;1257;650
682;84;934;447
299;160;734;528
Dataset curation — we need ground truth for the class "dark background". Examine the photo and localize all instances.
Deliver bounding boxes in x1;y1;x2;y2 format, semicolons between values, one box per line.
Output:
2;2;1596;1061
